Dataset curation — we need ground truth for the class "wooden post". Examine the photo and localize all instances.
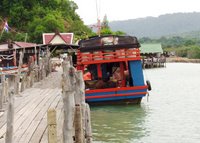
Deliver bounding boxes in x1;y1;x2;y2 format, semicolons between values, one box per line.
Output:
38;57;42;81
30;71;34;87
75;71;85;105
47;48;52;75
14;75;18;95
0;85;3;110
42;58;46;80
4;78;9;102
24;73;29;89
26;76;29;88
85;104;92;143
5;91;14;143
0;74;5;109
1;74;5;97
75;105;84;143
62;59;76;143
34;46;37;65
34;66;39;82
47;109;57;143
21;73;26;92
75;71;86;143
15;51;23;95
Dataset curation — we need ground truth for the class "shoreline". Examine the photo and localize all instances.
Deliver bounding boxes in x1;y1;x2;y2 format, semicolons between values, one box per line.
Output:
166;57;200;63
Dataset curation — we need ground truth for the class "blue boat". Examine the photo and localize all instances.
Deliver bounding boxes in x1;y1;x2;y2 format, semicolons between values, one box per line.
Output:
77;35;151;105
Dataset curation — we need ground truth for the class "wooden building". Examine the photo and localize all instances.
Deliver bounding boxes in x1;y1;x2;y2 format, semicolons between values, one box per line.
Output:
0;41;37;67
42;32;74;44
140;43;166;68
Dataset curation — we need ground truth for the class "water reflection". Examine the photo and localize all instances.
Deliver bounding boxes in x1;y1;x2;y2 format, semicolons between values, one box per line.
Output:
91;104;148;143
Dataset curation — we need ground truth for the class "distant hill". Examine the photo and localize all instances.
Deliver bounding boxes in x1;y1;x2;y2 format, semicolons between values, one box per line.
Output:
109;12;200;38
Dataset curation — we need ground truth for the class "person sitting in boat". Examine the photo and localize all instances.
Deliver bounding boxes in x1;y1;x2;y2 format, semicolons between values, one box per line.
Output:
83;71;92;80
87;64;98;80
112;67;132;87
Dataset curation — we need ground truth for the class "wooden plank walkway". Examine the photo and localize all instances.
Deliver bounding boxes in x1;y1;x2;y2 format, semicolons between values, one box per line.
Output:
0;70;64;143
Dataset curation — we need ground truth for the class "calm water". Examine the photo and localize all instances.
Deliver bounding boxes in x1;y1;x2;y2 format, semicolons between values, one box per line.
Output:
91;63;200;143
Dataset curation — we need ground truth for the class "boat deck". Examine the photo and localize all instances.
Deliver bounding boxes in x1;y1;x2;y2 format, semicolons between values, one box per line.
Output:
0;71;64;143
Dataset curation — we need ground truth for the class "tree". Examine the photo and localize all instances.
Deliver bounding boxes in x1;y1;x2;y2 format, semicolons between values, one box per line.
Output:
101;15;109;29
0;0;92;43
98;15;126;36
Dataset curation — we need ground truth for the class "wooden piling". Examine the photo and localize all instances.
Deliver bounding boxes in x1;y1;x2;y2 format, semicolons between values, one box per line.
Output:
62;59;76;143
26;76;31;88
21;73;26;92
47;109;57;143
75;71;85;105
15;51;23;95
4;78;9;102
0;74;5;109
75;71;87;143
75;105;84;143
30;71;34;87
42;58;46;80
5;91;14;143
85;104;92;143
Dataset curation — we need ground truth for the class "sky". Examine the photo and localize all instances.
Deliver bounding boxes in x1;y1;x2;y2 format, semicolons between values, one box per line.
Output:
72;0;200;25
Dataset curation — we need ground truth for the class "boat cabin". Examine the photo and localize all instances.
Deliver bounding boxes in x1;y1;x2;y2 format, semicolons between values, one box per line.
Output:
77;35;150;105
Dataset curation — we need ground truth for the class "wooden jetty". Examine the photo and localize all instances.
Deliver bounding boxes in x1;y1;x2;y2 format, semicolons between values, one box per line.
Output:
0;54;93;143
142;56;166;68
140;43;166;68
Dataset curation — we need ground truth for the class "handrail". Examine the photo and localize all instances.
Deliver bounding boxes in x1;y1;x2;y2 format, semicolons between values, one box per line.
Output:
77;48;141;65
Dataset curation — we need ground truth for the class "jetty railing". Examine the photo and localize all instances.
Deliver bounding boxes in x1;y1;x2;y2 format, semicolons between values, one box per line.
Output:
0;48;53;143
61;56;92;143
0;51;93;142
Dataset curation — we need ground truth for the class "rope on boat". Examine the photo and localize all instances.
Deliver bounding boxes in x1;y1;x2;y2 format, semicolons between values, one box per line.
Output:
147;92;150;102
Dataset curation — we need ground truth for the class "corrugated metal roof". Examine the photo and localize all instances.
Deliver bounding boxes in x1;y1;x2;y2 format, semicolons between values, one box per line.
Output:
14;42;36;48
140;43;163;54
0;42;37;51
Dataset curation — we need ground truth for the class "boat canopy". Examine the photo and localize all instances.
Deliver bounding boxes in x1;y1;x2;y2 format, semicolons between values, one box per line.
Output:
78;35;140;52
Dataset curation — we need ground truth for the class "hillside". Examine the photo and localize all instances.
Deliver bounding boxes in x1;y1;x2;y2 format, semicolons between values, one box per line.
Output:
109;12;200;38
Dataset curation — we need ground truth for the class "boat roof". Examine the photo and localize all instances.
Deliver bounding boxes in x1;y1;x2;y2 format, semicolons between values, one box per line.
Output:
78;35;140;52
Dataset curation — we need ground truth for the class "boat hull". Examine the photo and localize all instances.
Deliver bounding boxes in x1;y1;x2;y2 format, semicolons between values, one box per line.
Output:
85;86;148;105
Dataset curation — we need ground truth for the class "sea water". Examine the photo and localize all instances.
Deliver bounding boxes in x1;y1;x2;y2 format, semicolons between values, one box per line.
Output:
91;63;200;143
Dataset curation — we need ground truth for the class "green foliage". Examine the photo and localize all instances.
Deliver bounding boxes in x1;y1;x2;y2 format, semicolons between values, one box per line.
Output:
172;46;200;59
0;0;92;43
0;32;13;42
114;31;126;36
187;46;200;59
14;33;28;41
175;47;189;57
100;28;114;35
143;36;200;59
100;15;126;36
68;20;92;42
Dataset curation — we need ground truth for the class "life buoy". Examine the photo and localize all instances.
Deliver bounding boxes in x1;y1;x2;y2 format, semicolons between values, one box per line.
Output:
146;80;152;91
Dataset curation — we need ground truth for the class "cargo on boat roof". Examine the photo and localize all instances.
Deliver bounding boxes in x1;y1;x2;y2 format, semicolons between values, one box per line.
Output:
78;35;140;52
